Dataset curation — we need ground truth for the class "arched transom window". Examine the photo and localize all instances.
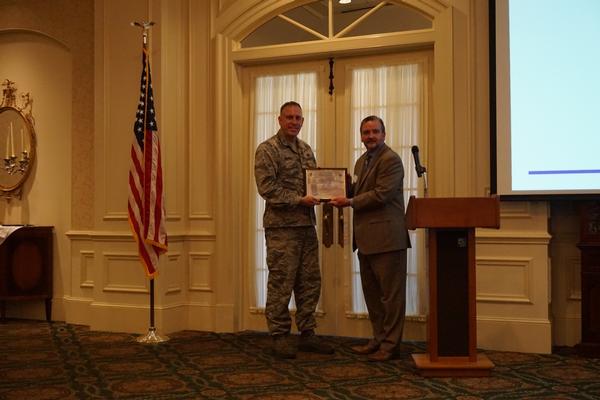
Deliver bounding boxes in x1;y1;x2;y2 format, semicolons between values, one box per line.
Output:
241;0;432;48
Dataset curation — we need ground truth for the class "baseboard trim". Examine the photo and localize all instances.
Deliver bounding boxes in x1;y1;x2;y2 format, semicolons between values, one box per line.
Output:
60;298;239;334
477;316;552;353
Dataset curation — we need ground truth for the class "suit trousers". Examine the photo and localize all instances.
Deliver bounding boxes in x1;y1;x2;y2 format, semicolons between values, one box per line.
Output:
357;249;407;352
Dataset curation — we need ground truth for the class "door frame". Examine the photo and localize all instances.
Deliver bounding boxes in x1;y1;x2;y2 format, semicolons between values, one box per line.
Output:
210;0;458;335
239;50;433;337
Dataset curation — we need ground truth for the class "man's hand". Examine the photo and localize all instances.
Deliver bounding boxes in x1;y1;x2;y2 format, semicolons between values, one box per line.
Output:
299;195;320;206
329;197;351;208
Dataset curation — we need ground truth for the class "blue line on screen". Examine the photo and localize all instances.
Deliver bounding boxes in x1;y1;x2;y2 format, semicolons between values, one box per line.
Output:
528;169;600;175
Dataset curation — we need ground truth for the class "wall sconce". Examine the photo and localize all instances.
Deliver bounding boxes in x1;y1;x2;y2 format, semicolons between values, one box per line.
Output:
3;121;30;175
3;151;30;176
0;79;36;199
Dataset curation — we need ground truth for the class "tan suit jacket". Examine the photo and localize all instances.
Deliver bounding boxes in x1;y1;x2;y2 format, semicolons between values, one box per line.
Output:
351;143;410;254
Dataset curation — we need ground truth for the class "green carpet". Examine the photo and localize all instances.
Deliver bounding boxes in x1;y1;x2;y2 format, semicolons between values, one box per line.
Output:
0;320;599;399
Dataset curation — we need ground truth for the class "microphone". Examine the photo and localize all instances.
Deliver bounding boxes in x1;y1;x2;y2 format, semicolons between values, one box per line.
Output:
411;145;426;177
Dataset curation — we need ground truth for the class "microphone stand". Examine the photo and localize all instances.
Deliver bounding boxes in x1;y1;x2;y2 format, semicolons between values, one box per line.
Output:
415;164;428;198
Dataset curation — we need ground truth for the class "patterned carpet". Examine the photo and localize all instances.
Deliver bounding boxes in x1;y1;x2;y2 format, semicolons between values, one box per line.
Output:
0;320;599;399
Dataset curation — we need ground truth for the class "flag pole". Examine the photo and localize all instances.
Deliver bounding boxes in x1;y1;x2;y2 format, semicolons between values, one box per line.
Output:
132;20;168;344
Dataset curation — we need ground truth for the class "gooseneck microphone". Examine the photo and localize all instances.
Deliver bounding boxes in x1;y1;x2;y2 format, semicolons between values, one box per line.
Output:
411;145;426;177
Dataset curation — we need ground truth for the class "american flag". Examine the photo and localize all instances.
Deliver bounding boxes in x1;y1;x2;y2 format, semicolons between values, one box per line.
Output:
128;47;168;277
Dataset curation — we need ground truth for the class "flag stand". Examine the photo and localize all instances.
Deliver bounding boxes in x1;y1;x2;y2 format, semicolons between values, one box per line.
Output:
137;279;169;343
130;20;169;344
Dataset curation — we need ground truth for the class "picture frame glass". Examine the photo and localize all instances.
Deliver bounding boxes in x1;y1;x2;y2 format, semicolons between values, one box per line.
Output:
305;168;347;200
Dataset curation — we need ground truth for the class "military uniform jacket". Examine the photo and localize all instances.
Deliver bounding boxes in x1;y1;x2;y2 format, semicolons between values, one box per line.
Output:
254;130;317;228
351;143;411;255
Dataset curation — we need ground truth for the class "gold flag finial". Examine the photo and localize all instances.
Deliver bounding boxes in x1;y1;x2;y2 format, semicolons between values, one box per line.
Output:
131;21;155;45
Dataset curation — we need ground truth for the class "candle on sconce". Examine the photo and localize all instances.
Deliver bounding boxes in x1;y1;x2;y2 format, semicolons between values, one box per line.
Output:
20;128;24;153
5;127;9;159
10;122;14;157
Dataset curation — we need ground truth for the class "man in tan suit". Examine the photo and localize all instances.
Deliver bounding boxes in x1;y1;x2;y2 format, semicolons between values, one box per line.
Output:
330;115;410;361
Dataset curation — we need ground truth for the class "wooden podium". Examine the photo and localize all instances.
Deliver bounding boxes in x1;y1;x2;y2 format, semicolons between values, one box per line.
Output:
406;196;500;377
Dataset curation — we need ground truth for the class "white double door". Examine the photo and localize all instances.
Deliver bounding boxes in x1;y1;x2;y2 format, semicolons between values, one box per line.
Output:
241;51;430;337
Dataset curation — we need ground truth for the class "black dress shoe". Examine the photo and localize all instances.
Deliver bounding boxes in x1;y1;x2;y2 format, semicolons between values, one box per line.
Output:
350;341;379;355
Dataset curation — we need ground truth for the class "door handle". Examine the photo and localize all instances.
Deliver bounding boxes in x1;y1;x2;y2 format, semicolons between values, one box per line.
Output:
322;203;334;248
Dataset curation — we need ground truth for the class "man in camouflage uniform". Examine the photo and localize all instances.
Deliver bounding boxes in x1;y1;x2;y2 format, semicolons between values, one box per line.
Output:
254;101;334;359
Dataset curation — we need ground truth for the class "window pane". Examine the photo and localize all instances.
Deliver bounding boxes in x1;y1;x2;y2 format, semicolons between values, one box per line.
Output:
284;1;328;37
242;16;320;48
342;3;431;37
349;62;423;316
333;1;377;36
241;1;432;48
253;72;319;309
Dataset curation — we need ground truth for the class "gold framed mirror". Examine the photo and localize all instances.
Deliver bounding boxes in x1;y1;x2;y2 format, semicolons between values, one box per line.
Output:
0;79;36;199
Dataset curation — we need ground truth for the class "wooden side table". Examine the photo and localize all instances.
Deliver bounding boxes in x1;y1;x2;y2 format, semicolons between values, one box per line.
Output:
0;226;53;321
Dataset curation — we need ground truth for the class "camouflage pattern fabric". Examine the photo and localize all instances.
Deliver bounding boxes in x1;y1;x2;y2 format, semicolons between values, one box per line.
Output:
254;130;317;228
264;226;320;335
255;129;320;335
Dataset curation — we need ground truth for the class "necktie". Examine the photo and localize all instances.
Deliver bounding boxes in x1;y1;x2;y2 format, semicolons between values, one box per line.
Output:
363;154;372;173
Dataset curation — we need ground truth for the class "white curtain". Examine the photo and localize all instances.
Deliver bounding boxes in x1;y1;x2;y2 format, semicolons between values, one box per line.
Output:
252;72;319;307
349;63;424;316
251;62;426;317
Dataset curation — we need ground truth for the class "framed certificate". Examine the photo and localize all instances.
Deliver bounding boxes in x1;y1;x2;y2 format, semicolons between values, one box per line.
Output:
305;168;347;201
